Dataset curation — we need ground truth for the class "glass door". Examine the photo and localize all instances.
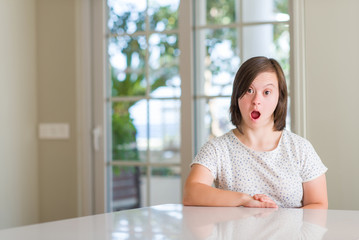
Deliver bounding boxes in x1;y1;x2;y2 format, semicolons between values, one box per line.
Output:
92;0;291;213
105;0;182;211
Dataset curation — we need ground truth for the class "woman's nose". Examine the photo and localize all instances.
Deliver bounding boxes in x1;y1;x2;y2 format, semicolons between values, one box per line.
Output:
252;93;261;105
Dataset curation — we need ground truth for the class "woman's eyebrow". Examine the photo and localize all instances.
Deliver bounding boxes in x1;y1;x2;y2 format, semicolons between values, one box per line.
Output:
253;83;275;88
264;83;276;88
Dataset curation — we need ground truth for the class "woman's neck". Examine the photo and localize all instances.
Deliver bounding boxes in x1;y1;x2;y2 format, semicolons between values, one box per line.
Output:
234;126;282;152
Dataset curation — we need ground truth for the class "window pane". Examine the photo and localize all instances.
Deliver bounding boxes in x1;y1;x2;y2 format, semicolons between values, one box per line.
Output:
111;166;147;211
242;0;289;22
149;0;179;31
107;0;146;34
195;97;232;153
149;33;180;98
195;0;236;26
195;28;240;96
243;23;289;71
109;36;147;97
149;99;180;163
243;24;274;59
150;167;181;205
112;101;147;162
273;24;290;80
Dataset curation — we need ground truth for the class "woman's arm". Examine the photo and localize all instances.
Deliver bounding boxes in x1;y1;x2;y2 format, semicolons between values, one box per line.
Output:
183;164;277;208
301;174;328;209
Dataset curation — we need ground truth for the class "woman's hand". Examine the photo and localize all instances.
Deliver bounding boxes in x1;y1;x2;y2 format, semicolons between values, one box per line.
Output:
243;194;278;208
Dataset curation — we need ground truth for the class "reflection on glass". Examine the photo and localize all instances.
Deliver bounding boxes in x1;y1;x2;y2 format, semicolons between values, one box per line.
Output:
195;0;236;26
149;0;179;31
112;101;147;162
149;99;180;163
149;33;180;97
109;36;147;97
107;0;146;34
243;0;289;23
111;166;147;211
195;28;240;97
195;97;232;152
150;167;181;206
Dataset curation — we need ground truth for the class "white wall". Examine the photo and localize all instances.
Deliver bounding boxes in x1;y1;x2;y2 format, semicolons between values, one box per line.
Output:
0;0;78;229
304;0;359;210
36;0;78;223
0;0;39;229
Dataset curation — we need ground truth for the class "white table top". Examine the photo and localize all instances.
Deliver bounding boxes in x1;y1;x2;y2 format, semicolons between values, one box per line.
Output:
0;204;359;239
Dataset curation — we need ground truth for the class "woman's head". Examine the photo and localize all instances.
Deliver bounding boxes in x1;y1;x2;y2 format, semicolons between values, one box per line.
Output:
230;56;288;133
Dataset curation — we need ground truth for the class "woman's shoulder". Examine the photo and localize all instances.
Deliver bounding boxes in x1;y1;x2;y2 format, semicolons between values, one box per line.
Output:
210;130;236;144
194;130;235;163
282;129;313;148
200;130;236;150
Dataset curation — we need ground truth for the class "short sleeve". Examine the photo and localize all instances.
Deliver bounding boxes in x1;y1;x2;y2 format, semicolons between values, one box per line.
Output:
300;140;328;182
191;141;218;179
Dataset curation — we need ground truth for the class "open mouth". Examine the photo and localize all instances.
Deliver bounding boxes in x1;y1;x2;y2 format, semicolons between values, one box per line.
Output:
251;111;261;120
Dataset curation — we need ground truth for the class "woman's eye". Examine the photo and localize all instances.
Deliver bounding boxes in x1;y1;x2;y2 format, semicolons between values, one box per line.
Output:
247;88;254;94
264;90;271;95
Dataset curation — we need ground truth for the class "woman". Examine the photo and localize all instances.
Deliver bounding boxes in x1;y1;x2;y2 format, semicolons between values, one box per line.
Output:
183;56;328;209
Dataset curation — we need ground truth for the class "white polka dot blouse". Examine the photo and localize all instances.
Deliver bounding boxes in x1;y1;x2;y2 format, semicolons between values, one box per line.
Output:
191;129;328;208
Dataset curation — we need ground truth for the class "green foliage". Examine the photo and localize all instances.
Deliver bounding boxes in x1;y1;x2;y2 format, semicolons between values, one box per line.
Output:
206;0;235;25
111;68;146;97
151;167;180;177
108;5;146;34
150;6;178;30
273;0;290;79
108;3;179;163
112;102;139;160
274;0;289;14
112;165;138;177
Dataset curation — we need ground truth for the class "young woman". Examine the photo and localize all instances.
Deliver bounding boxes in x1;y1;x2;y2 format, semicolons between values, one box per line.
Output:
183;56;328;209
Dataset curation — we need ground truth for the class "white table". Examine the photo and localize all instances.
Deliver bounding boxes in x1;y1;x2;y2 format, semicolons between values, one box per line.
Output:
0;204;358;239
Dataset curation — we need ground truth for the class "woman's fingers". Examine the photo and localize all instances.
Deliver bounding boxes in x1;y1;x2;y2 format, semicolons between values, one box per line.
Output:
244;195;278;208
253;194;278;207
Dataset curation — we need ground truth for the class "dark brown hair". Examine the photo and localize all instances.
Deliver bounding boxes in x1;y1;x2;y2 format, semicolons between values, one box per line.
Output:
230;56;288;133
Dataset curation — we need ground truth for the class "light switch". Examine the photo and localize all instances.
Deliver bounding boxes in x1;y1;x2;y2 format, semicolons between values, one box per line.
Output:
39;123;70;139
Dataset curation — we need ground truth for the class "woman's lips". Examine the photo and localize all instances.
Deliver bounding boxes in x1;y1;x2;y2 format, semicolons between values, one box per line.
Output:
251;111;261;120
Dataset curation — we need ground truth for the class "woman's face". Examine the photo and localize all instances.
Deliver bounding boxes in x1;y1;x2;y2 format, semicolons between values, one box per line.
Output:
238;71;279;130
